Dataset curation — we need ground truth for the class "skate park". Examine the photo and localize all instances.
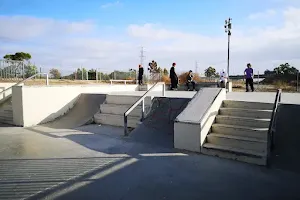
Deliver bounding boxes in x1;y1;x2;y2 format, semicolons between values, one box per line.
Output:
0;78;300;200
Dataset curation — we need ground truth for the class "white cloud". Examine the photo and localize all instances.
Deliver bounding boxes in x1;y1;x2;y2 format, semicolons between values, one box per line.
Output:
248;9;277;20
1;7;300;75
100;1;121;9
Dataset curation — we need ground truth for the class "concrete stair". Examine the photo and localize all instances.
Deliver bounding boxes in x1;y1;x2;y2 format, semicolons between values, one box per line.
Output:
94;95;151;128
202;100;272;165
0;97;13;125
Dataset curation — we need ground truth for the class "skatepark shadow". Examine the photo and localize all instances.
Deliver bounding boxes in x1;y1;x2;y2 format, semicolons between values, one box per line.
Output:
22;151;300;200
25;97;191;156
270;103;300;173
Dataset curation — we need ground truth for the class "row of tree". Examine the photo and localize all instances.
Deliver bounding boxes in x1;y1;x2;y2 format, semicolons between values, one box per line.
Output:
264;63;299;76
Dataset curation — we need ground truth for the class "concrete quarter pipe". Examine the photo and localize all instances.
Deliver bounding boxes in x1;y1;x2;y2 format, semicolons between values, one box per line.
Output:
40;93;106;129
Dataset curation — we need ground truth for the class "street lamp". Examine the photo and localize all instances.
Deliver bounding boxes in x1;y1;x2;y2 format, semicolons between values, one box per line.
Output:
224;18;232;77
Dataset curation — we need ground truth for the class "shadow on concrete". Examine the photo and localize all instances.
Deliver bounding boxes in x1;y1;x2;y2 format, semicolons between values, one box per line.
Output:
128;97;190;148
271;103;300;173
12;154;299;200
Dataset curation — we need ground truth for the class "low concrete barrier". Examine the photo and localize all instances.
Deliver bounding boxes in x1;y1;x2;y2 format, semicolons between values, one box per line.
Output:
166;82;218;91
174;88;226;152
12;84;140;127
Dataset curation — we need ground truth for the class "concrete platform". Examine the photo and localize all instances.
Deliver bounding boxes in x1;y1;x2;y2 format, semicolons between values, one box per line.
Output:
227;92;300;104
0;124;299;200
109;91;197;98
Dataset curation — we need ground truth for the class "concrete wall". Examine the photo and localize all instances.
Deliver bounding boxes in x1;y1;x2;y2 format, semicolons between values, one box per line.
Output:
12;84;139;127
0;82;24;101
174;88;226;152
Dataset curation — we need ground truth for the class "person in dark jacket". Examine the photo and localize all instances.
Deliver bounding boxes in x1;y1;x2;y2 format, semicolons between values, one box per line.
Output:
170;62;178;90
138;64;144;85
186;70;195;91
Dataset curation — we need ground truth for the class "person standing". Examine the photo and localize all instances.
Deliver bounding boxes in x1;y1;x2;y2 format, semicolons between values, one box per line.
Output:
138;64;144;85
186;70;196;91
170;62;178;90
244;63;254;92
219;69;228;88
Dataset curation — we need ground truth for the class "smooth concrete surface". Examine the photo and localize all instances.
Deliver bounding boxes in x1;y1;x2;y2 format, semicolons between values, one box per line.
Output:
12;85;139;127
227;92;300;104
0;124;299;200
40;94;106;129
174;89;226;152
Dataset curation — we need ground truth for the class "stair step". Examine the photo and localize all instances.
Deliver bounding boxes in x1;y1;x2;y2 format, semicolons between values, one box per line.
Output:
207;133;266;152
219;108;272;119
100;103;150;117
105;95;152;105
94;113;140;128
223;100;273;110
202;143;267;165
216;115;270;128
211;124;268;140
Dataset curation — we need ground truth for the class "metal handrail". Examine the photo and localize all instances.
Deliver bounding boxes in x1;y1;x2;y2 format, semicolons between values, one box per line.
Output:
124;82;166;136
0;73;49;97
267;89;282;166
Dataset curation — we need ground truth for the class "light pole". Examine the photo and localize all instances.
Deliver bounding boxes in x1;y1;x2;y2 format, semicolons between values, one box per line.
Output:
224;18;232;77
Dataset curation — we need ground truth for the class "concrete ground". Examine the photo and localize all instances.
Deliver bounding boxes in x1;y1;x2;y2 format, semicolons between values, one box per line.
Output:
0;124;300;200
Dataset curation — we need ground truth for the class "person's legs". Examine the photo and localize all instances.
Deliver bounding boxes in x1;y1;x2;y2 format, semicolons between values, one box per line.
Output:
186;82;190;90
192;81;195;90
246;78;250;92
171;79;176;90
250;78;254;92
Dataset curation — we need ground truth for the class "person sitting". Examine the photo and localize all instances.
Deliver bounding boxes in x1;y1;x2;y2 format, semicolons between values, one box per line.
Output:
218;69;228;88
186;70;196;91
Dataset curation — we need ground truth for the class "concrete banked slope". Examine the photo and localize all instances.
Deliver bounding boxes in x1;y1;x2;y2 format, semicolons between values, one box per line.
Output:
0;97;13;125
202;100;273;165
94;95;151;128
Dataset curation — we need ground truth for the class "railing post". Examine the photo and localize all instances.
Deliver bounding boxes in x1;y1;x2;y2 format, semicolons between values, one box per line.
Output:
141;99;145;121
46;74;49;85
162;83;166;97
124;115;128;136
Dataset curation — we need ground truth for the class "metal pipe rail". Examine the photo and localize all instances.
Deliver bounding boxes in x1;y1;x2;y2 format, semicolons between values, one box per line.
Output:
267;89;282;166
0;73;49;101
123;82;166;136
110;79;136;85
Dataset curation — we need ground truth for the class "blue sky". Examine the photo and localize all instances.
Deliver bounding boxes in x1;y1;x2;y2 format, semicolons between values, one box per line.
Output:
0;0;300;75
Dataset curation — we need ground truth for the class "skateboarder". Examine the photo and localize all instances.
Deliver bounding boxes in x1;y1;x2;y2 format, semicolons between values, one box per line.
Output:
244;63;254;92
138;64;144;85
170;63;178;90
186;70;195;91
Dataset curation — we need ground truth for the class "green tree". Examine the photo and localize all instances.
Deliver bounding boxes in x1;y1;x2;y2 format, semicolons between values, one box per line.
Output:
204;66;217;77
25;65;37;78
3;52;31;61
49;68;61;79
273;63;299;75
163;68;169;76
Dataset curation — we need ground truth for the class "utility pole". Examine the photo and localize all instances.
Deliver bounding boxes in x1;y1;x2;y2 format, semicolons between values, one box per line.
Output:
224;18;232;78
140;46;146;80
195;61;199;74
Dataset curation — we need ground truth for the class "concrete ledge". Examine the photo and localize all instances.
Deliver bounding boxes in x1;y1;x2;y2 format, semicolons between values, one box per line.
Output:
174;88;226;152
166;82;217;91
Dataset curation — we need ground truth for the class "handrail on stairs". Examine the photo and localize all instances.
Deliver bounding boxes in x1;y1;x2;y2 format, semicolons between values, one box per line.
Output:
123;82;166;136
267;89;282;166
0;73;49;98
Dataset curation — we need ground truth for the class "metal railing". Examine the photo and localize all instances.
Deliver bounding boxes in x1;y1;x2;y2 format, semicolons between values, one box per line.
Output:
123;82;166;136
267;89;282;166
0;73;49;103
110;79;136;85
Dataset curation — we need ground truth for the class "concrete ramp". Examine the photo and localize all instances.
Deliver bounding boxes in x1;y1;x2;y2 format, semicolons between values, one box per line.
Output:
129;97;191;148
40;94;106;129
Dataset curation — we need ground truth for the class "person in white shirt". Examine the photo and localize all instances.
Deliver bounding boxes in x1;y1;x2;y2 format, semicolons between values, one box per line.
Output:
219;69;228;88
